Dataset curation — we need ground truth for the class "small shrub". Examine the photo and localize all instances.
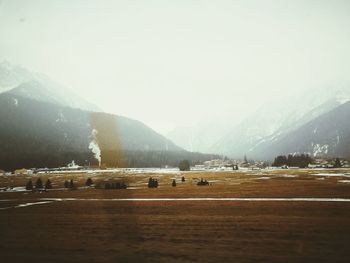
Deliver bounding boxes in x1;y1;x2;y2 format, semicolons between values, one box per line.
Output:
178;160;190;171
69;179;76;190
35;178;43;189
85;178;93;187
45;179;52;189
197;178;209;186
64;180;69;188
26;180;33;190
148;177;158;188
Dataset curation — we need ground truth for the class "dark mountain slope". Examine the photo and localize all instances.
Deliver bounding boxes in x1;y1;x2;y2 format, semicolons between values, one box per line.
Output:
1;93;215;171
0;93;95;170
250;101;350;160
210;87;350;158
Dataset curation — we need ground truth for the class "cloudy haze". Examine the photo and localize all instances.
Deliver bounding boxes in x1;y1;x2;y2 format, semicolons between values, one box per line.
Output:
1;0;350;134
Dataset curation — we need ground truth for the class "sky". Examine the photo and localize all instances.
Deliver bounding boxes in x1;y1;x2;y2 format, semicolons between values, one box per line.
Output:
1;0;350;134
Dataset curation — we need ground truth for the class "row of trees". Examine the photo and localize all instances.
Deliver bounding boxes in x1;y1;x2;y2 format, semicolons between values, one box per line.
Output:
272;154;345;168
272;154;313;168
26;178;52;190
26;177;131;190
25;175;194;191
26;178;95;191
63;178;94;189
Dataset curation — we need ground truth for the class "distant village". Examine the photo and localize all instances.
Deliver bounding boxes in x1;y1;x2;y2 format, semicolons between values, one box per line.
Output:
1;156;349;176
197;157;350;170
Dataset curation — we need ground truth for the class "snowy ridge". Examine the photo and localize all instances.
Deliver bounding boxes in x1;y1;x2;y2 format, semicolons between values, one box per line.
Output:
211;85;350;158
0;61;99;111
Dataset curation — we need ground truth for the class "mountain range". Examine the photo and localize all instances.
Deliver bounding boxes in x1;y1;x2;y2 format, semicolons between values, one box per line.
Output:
168;86;350;160
0;62;218;171
1;61;350;168
249;100;350;159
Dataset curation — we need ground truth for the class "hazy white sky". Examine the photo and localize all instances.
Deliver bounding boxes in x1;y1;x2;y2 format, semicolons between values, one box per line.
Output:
1;0;350;133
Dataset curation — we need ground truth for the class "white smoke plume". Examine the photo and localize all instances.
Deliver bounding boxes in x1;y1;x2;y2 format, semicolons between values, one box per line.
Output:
89;129;101;166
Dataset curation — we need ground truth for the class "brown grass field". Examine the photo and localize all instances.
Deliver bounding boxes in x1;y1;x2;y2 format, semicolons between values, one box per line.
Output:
1;168;350;262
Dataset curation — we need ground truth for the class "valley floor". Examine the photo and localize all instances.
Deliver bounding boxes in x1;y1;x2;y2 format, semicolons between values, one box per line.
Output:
1;169;350;262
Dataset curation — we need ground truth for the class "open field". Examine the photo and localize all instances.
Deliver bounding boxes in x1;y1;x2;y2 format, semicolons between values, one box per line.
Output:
1;169;350;262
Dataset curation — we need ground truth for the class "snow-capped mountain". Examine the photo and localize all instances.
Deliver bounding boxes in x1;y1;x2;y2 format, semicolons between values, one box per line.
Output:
250;100;350;159
210;85;350;159
0;61;34;92
0;61;99;111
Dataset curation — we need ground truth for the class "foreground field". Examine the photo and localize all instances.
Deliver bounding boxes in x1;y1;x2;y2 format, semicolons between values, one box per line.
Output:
1;169;350;262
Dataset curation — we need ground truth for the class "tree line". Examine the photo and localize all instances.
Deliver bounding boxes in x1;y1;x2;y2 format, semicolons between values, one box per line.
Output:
272;154;313;168
26;178;52;190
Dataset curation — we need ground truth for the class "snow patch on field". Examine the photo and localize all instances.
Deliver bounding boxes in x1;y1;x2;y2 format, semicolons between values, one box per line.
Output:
338;180;350;183
0;201;53;210
0;186;27;192
315;173;349;177
15;201;53;208
123;168;181;175
277;174;298;178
